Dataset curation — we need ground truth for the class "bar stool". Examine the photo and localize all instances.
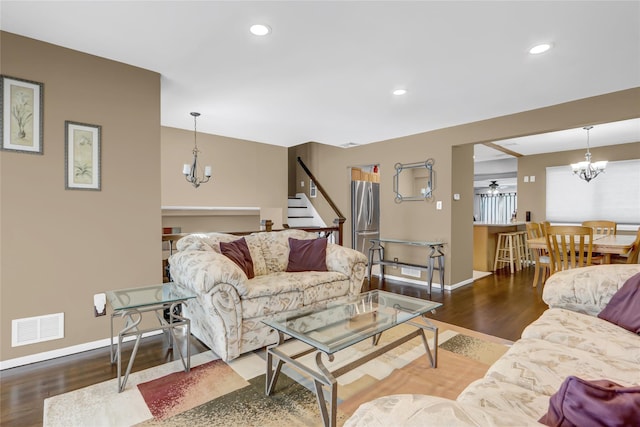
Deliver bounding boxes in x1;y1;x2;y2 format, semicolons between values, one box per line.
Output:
494;231;526;273
516;231;530;268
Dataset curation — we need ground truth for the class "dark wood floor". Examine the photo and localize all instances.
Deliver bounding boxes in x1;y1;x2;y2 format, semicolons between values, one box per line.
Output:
1;266;547;427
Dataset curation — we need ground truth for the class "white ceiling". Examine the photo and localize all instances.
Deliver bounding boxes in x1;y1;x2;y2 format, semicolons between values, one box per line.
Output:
473;118;640;163
2;1;639;150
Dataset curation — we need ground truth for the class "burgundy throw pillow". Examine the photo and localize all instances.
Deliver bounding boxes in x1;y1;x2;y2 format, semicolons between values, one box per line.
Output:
220;238;255;279
597;272;640;334
286;237;328;272
539;376;640;427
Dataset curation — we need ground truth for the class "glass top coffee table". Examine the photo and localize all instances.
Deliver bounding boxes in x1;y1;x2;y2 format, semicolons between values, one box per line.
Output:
262;290;442;427
106;283;196;392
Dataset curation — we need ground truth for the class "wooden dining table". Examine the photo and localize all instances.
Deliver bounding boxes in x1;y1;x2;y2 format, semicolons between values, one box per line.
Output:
527;234;636;264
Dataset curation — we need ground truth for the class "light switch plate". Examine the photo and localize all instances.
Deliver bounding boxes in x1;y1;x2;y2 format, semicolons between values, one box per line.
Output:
436;201;442;210
524;176;529;183
530;176;536;182
453;193;460;200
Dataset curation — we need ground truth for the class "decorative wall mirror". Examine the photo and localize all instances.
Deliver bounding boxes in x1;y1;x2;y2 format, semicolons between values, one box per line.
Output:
393;159;434;202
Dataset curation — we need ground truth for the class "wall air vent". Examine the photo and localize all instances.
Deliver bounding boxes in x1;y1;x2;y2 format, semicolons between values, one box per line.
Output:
401;267;422;278
12;313;64;347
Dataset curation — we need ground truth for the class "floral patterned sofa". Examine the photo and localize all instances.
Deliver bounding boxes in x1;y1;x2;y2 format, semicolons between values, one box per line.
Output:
345;264;640;426
169;229;368;361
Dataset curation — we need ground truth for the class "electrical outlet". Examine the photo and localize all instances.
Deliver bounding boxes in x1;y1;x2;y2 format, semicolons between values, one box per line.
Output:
94;293;106;317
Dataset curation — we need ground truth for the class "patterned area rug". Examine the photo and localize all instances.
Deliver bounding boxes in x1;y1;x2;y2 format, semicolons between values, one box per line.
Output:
138;369;337;427
43;320;510;427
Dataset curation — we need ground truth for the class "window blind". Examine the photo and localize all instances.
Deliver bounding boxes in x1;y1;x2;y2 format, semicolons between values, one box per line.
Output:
546;159;640;224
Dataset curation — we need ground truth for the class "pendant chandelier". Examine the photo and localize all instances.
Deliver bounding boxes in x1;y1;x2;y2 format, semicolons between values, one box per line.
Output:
182;112;211;188
570;126;607;183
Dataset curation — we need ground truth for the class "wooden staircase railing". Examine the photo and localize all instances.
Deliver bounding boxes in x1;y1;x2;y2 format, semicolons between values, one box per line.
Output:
294;157;345;245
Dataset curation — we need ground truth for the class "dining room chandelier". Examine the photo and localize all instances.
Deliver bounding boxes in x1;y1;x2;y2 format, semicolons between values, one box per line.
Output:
570;126;607;183
182;112;211;188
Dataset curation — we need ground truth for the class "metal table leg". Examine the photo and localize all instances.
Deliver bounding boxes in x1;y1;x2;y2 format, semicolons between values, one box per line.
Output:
427;244;445;293
110;302;191;392
367;241;385;285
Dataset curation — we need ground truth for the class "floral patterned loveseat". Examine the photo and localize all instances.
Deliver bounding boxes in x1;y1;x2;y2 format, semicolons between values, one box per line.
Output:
345;264;640;426
169;229;368;361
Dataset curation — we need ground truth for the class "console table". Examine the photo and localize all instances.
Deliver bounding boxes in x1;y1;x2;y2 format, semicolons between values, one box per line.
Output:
367;238;445;294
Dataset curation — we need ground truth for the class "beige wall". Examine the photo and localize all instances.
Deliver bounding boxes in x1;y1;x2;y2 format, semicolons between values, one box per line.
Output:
291;88;640;286
0;32;161;361
161;126;288;231
161;127;288;214
451;144;475;281
2;30;639;364
517;141;640;225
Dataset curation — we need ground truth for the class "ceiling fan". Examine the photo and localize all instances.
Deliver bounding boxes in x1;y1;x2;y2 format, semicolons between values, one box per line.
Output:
488;180;501;195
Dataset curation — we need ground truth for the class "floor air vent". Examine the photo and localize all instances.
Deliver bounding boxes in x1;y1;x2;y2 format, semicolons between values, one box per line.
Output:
12;313;64;347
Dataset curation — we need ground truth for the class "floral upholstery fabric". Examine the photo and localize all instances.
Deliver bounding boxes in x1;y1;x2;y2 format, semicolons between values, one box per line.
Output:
522;308;640;364
169;230;368;361
542;264;640;316
457;377;552;420
344;394;541;427
346;264;640;426
484;338;639;393
175;232;240;253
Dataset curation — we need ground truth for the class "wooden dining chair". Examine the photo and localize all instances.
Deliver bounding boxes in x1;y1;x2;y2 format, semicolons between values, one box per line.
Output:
526;222;550;287
545;225;593;275
582;220;617;264
541;221;551;235
610;228;640;264
581;220;617;236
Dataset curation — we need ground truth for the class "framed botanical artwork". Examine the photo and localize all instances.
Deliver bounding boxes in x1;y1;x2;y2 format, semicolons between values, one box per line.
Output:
65;121;101;191
0;75;44;154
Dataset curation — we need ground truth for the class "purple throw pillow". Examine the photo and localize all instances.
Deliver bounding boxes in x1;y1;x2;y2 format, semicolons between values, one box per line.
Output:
220;238;254;279
539;376;640;427
597;272;640;334
286;237;328;272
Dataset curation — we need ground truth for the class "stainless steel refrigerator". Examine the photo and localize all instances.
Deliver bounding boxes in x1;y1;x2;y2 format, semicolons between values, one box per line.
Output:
351;180;380;254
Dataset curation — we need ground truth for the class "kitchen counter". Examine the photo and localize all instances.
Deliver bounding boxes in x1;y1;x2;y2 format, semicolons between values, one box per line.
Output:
473;222;527;272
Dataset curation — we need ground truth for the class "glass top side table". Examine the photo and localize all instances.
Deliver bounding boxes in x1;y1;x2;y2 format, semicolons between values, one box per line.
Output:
106;283;196;392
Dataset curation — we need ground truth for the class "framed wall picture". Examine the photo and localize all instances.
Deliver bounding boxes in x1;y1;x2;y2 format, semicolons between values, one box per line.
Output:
0;75;44;154
65;121;101;191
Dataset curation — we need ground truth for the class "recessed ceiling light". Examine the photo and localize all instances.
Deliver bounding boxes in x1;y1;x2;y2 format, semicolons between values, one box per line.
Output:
529;43;552;55
393;89;407;96
250;24;271;36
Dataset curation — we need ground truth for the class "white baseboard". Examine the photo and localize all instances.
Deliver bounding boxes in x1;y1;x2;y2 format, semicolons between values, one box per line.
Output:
382;274;474;291
0;330;163;371
1;273;477;370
